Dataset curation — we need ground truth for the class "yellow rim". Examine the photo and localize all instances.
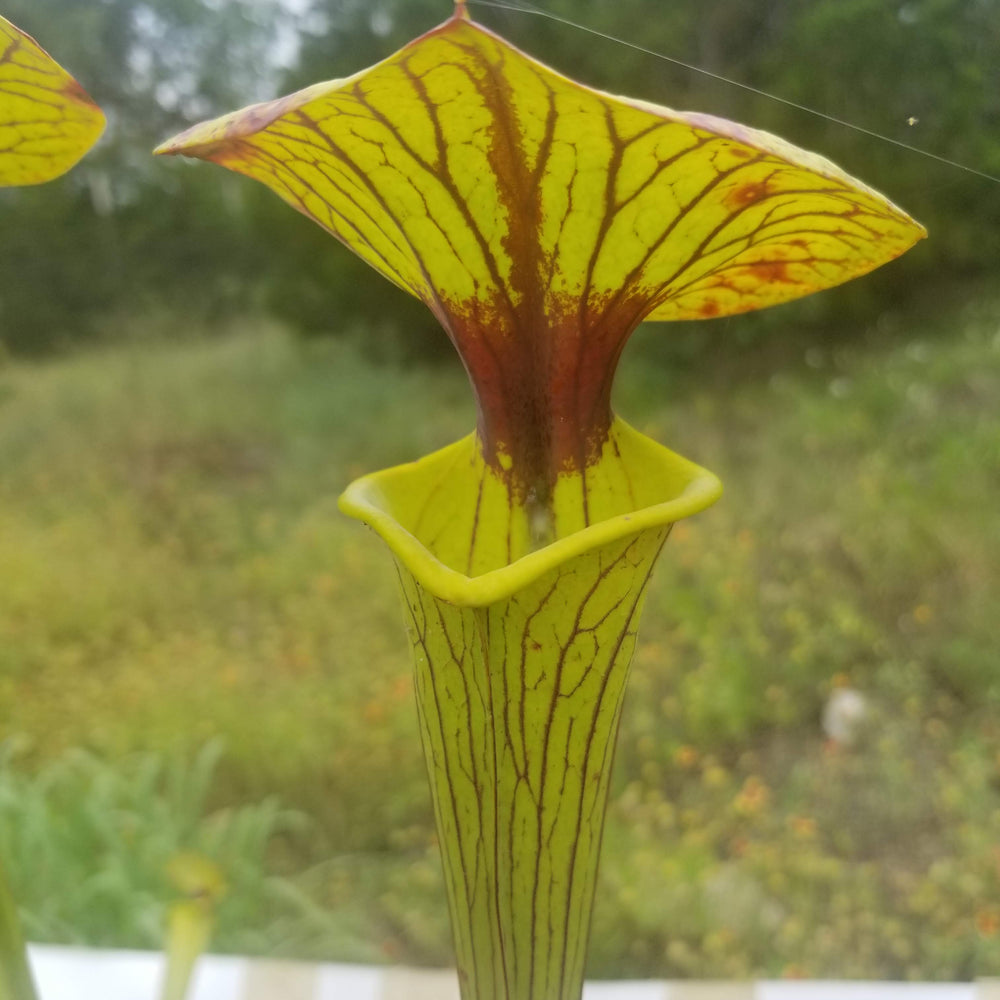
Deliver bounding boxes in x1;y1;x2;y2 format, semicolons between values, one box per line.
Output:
338;424;722;607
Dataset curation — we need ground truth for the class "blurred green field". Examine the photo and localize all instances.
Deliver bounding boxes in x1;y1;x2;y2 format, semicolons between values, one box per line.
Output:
1;296;998;980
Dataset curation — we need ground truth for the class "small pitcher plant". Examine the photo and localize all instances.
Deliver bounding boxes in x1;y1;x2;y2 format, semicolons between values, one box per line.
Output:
157;5;924;999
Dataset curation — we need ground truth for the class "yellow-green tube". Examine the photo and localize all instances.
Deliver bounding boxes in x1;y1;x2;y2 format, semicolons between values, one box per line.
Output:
341;418;721;1000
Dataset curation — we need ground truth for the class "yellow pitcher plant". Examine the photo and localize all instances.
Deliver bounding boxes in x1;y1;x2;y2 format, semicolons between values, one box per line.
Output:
0;16;104;187
157;6;925;999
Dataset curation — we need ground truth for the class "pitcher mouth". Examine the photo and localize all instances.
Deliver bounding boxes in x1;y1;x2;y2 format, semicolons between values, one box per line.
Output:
338;417;722;608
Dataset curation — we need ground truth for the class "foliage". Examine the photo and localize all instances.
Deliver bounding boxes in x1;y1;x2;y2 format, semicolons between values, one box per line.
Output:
0;292;997;978
0;740;305;953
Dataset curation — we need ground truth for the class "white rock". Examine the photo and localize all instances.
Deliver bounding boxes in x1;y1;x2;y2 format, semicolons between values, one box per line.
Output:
822;687;869;745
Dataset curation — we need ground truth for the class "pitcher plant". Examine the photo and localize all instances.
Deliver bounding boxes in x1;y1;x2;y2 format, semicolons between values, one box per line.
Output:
156;5;925;998
0;15;104;187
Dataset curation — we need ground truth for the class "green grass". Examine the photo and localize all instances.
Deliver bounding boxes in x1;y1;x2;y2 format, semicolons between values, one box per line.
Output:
0;740;300;951
0;298;998;979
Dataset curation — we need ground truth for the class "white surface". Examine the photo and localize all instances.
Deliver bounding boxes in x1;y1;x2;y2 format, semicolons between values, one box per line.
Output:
27;947;247;1000
24;946;986;1000
30;947;160;1000
585;982;666;999
759;983;975;1000
316;964;383;1000
187;955;244;1000
379;966;461;1000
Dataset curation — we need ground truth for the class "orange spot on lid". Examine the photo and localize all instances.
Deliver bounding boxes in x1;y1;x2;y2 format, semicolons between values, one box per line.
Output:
725;179;772;210
745;260;796;284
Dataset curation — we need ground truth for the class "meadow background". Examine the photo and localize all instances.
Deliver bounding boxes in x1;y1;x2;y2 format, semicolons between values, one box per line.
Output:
1;0;999;983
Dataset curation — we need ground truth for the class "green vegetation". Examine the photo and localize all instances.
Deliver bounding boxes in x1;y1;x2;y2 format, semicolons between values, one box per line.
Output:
0;292;997;980
0;742;299;954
